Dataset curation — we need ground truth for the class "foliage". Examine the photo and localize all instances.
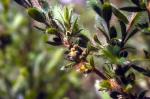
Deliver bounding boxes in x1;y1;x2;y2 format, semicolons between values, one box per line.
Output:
1;0;150;99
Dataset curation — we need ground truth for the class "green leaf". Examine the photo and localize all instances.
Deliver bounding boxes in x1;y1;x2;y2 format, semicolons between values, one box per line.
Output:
97;27;110;42
45;49;64;72
27;8;46;23
72;17;79;34
46;41;62;46
109;26;117;38
102;3;112;25
99;80;111;90
39;0;50;12
143;50;150;58
93;34;102;45
88;0;102;16
119;21;127;41
46;28;58;34
89;56;95;67
60;62;76;71
87;43;99;52
120;7;146;12
124;28;139;43
131;65;150;77
14;0;31;8
63;7;72;29
131;0;140;6
112;5;129;24
124;12;143;43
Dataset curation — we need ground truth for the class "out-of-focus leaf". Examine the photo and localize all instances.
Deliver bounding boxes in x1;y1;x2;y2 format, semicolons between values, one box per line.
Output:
1;0;10;11
60;62;76;71
27;8;46;23
11;14;24;30
34;52;47;77
45;48;64;72
12;75;27;94
112;5;129;24
101;92;111;99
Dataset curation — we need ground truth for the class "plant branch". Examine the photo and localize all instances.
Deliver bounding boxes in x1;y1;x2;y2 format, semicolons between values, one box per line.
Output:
93;68;107;80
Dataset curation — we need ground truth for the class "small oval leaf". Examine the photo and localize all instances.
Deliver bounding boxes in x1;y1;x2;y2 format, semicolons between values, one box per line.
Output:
27;8;46;23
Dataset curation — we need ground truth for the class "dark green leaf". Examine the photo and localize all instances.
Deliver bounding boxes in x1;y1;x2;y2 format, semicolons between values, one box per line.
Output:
102;3;112;26
76;34;89;48
124;28;139;43
34;26;45;31
39;0;49;12
112;5;129;24
109;26;117;38
127;73;135;84
90;3;102;16
97;27;110;42
138;90;148;99
131;65;150;77
119;21;127;41
27;8;46;23
14;0;31;8
99;0;104;4
46;41;62;46
131;0;140;6
136;22;149;29
143;50;150;58
120;7;146;12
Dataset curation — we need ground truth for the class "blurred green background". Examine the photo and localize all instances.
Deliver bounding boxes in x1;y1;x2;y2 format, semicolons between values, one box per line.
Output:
0;0;149;99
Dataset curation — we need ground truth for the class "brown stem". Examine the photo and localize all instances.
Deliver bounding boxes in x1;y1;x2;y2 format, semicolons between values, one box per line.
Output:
93;68;107;80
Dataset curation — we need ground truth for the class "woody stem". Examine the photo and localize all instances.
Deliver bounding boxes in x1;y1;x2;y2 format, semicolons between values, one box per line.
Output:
93;68;107;80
